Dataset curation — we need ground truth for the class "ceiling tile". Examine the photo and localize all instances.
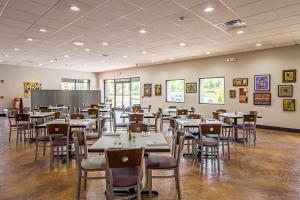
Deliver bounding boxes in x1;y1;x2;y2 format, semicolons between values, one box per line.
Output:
8;0;49;15
146;0;183;17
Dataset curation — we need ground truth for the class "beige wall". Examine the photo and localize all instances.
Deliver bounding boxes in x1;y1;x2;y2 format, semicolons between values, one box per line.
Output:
98;45;300;129
0;65;98;110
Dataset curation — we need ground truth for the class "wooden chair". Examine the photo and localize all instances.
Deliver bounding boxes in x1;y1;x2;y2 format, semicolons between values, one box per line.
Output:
105;148;144;200
15;113;34;144
88;108;99;119
195;124;221;172
34;118;49;161
147;131;185;199
53;112;60;119
86;117;105;140
158;108;171;132
73;132;106;200
47;124;72;169
128;123;149;133
71;114;85;119
212;112;220;120
148;112;160;132
238;114;257;146
8;110;18;142
216;109;227;113
221;117;233;159
128;113;144;123
40;107;51;112
132;104;143;113
111;111;128;132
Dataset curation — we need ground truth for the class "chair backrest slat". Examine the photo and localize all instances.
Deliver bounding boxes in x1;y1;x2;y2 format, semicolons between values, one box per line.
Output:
187;114;201;119
128;123;149;133
70;114;84;119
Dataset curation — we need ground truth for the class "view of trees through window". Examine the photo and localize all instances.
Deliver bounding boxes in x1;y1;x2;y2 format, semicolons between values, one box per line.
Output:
61;79;90;90
166;79;185;103
199;77;224;104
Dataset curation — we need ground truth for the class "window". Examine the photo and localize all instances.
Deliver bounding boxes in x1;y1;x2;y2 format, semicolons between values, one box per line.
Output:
199;77;225;104
104;79;115;106
61;78;90;90
166;79;185;103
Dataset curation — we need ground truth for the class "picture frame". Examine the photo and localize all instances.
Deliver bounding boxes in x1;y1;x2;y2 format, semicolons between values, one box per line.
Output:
154;84;162;96
254;74;271;91
233;78;248;86
186;82;197;93
229;90;236;98
239;88;248;103
278;85;293;97
282;69;296;83
144;83;152;97
253;93;271;105
283;99;295;111
24;82;42;98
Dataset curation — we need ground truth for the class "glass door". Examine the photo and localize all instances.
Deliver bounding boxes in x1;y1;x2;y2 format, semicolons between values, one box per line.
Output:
115;82;123;109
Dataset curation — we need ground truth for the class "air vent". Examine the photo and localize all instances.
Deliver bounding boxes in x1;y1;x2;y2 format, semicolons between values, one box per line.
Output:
216;19;247;31
102;54;109;57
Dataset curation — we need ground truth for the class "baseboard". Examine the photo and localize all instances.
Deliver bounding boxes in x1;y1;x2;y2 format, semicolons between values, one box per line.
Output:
257;125;300;133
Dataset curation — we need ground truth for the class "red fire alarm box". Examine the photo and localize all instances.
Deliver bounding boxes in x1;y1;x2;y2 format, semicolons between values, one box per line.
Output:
0;80;4;84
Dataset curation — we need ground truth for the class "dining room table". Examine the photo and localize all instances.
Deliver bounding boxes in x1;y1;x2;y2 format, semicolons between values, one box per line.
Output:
119;112;155;119
219;112;262;142
35;118;95;129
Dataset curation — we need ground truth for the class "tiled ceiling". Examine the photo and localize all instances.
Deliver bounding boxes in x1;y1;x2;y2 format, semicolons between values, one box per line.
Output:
0;0;300;72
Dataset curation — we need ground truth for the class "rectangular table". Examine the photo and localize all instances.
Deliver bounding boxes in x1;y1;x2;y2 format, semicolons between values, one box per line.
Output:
36;119;95;129
81;108;111;113
176;118;225;128
119;112;155;119
8;112;55;119
89;132;170;153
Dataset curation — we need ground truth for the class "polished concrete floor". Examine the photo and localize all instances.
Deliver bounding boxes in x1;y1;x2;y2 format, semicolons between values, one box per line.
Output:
1;117;300;200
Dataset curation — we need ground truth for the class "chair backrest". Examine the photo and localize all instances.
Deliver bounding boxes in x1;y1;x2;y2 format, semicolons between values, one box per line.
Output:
56;104;64;107
169;118;177;130
168;106;177;109
129;113;144;123
70;114;84;119
243;114;257;124
199;124;221;138
216;109;226;113
223;117;231;125
105;148;144;169
128;123;149;133
176;109;188;117
212;112;220;120
15;113;30;122
190;107;195;112
73;132;88;167
91;104;99;108
41;108;51;112
47;124;69;137
186;114;201;119
132;104;142;113
88;108;99;119
249;111;258;115
53;112;60;119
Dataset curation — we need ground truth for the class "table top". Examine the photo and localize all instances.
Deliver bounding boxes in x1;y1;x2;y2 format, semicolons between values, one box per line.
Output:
36;119;95;128
176;118;225;127
120;112;155;119
89;132;170;153
81;108;111;113
8;112;55;119
48;106;69;110
220;112;262;119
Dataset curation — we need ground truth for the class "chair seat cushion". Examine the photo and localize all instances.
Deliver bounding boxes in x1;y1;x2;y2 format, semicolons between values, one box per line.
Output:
147;155;177;169
237;124;255;130
195;138;218;146
52;138;73;146
86;132;99;140
17;123;34;130
37;135;49;142
81;156;106;170
112;168;139;187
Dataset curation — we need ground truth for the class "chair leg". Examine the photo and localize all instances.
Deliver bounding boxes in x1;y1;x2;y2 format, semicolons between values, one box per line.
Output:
16;130;19;145
77;169;81;200
243;129;246;145
50;146;54;169
148;169;152;196
253;130;256;146
175;168;181;200
227;141;230;160
34;139;38;161
83;171;87;190
200;146;204;172
9;127;12;142
43;142;46;156
216;146;220;173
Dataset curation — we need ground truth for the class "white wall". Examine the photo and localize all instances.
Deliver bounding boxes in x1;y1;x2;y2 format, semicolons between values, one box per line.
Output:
98;45;300;129
0;65;98;111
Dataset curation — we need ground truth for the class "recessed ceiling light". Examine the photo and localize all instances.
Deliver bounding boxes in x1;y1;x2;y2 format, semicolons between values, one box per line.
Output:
39;28;47;32
14;48;20;51
100;60;105;63
50;59;55;63
236;30;244;34
204;7;214;12
64;55;69;58
101;42;109;46
141;51;147;54
70;5;80;11
0;59;2;62
206;51;211;55
151;60;155;63
123;55;128;58
4;55;8;57
256;43;262;47
73;41;84;46
169;58;174;60
179;42;186;47
38;63;43;66
27;38;33;41
139;29;147;34
84;48;91;52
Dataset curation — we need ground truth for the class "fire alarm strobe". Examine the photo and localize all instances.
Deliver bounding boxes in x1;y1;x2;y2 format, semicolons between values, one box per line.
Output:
0;80;4;83
0;96;4;99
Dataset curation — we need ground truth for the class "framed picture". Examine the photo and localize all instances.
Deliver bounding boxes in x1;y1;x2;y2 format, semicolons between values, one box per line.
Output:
233;78;248;86
253;93;271;105
282;69;296;83
254;74;271;91
278;85;293;97
229;90;236;98
283;99;295;111
155;84;162;96
144;84;152;97
24;82;42;98
239;88;248;103
186;82;197;93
